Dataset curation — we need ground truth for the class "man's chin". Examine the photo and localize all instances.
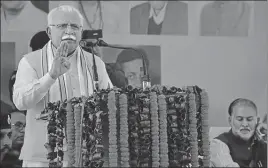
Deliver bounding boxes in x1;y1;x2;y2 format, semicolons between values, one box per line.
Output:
13;141;24;148
239;132;254;141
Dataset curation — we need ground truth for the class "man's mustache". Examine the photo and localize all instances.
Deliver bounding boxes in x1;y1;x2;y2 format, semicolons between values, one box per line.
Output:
1;144;11;152
240;128;251;131
61;35;76;41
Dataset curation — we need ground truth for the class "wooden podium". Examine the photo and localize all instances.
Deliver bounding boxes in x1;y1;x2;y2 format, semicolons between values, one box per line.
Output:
43;85;210;168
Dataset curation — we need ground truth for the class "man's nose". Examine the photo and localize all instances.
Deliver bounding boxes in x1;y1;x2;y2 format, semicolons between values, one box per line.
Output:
65;25;75;34
241;119;249;127
20;128;25;133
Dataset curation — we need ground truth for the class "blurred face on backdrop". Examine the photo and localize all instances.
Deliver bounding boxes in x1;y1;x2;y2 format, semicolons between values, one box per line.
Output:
47;9;83;54
0;128;12;161
10;112;26;149
1;1;26;10
121;59;143;88
0;129;12;151
229;105;258;141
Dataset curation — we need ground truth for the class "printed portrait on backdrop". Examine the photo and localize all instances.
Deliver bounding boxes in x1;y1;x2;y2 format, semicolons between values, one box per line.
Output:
1;42;16;112
130;1;188;35
31;0;49;14
1;1;48;38
56;1;128;34
200;1;253;37
101;45;161;88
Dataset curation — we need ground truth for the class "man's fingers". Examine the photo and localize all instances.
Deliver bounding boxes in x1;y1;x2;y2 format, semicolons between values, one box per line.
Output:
56;41;68;57
55;42;64;57
59;42;66;57
62;42;69;57
63;60;71;69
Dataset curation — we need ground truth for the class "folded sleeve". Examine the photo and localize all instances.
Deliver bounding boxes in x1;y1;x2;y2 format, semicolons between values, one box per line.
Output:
13;57;56;111
210;139;240;167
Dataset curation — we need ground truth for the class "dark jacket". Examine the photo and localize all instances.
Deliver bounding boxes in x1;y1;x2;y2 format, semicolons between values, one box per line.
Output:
215;130;267;167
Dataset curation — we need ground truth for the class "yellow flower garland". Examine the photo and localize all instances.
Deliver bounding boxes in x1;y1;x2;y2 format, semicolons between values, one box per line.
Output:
74;102;82;166
200;90;210;167
119;94;129;167
66;100;75;167
108;91;118;167
150;92;160;167
44;86;209;167
158;94;169;167
188;92;199;167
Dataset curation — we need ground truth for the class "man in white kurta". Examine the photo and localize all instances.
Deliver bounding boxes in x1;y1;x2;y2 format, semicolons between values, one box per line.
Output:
13;5;112;167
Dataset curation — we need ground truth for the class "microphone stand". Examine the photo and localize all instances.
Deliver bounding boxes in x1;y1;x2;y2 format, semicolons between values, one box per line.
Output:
90;44;99;91
80;40;99;92
96;39;151;90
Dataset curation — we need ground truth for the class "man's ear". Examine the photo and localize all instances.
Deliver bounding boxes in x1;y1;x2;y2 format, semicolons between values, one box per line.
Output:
257;117;260;124
228;116;232;126
46;27;52;39
81;28;84;38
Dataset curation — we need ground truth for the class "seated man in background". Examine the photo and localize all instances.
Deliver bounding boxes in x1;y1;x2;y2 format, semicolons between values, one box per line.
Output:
0;70;27;168
0;114;12;165
1;111;26;168
210;98;267;167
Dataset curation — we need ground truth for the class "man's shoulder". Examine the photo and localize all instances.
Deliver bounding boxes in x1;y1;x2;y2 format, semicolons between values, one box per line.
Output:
23;49;42;60
131;2;150;14
214;131;230;144
21;49;43;68
168;1;188;9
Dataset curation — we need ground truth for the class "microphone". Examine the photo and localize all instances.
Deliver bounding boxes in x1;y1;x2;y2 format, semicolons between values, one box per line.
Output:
79;39;100;91
80;39;108;47
96;39;151;90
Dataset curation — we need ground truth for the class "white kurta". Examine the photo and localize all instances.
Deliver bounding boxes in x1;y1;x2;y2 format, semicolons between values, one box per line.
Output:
13;43;112;165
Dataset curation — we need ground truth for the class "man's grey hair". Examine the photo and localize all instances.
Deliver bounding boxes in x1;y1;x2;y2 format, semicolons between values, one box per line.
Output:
47;5;84;26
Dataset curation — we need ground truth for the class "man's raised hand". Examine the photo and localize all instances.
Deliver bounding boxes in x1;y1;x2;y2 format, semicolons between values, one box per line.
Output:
49;41;71;79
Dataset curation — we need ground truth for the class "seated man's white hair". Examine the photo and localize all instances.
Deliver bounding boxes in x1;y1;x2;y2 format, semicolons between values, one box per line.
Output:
47;5;84;26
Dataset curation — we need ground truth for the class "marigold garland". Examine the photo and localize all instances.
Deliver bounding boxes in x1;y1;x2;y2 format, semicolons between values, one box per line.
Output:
119;94;129;167
200;90;210;167
66;100;75;167
43;86;210;168
150;92;160;167
74;101;83;167
108;91;118;167
158;94;169;167
188;92;199;167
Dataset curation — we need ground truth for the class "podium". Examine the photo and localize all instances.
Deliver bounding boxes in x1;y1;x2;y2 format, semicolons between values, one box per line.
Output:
43;85;210;168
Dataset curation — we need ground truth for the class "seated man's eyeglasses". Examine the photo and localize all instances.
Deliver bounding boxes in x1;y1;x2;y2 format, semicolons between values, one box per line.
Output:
49;23;82;31
11;122;26;130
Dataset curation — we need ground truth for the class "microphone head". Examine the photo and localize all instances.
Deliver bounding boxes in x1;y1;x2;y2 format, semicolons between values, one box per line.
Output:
79;40;86;47
80;40;94;47
97;39;108;47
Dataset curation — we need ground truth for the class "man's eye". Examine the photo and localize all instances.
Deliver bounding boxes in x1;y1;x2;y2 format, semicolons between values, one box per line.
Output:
236;117;243;121
127;74;135;79
7;132;12;138
57;24;67;28
71;24;79;29
247;118;253;122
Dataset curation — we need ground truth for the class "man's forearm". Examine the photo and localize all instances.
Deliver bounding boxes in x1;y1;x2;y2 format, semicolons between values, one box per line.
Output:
13;73;56;111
